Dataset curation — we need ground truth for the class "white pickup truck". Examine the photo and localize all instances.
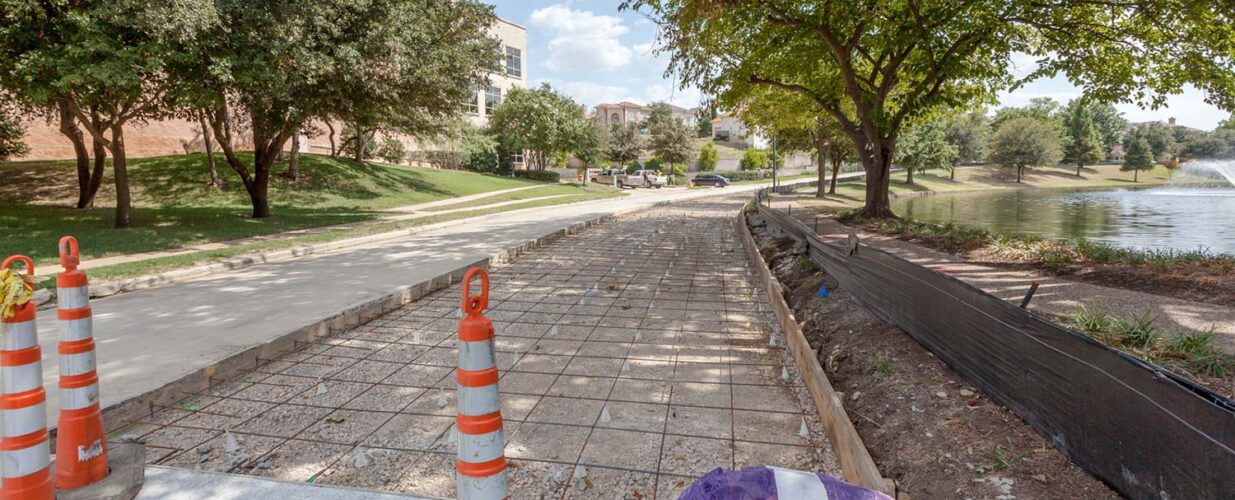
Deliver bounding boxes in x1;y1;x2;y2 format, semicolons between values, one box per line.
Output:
622;169;666;189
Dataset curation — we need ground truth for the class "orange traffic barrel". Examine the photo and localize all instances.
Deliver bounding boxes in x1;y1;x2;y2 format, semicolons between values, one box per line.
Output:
455;268;507;499
0;255;54;500
54;237;109;488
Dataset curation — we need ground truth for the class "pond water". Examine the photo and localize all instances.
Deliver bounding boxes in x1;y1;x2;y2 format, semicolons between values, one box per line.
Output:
891;186;1235;255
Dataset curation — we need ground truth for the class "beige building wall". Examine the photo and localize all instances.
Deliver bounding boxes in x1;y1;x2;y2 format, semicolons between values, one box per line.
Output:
14;18;527;162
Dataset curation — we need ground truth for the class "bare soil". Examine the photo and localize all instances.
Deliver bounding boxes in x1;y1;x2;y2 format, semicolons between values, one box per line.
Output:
750;215;1117;499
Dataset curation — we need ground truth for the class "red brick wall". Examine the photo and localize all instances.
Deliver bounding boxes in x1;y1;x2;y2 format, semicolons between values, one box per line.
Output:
17;115;214;160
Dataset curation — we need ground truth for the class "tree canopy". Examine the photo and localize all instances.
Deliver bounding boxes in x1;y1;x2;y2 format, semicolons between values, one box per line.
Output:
604;122;643;168
1122;131;1155;182
896;118;958;185
1062;99;1105;176
988;117;1063;182
625;0;1235;217
489;83;594;170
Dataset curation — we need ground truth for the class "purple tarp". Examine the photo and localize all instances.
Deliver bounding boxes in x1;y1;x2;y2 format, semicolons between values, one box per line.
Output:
678;466;892;500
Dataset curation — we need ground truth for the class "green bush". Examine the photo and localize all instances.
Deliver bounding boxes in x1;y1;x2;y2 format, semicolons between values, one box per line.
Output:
726;170;775;181
739;149;770;170
462;127;500;173
697;143;719;172
513;170;560;182
408;150;467;169
374;137;407;164
0;108;29;161
644;158;663;172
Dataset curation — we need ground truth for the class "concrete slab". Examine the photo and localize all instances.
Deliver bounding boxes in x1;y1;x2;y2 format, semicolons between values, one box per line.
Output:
137;465;428;499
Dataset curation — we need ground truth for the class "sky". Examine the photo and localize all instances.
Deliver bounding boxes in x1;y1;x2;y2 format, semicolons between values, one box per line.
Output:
491;1;1230;131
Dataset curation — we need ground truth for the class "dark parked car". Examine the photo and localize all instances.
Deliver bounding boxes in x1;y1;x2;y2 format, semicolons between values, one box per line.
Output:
691;173;731;187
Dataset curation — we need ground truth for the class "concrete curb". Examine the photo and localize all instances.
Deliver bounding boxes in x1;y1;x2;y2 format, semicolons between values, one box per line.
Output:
96;210;617;432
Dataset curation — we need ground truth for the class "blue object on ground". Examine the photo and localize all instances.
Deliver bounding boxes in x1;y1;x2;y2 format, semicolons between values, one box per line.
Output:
817;285;829;299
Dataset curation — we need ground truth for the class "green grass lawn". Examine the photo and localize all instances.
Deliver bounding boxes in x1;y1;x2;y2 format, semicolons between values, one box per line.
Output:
1;152;547;264
423;183;619;212
793;163;1174;211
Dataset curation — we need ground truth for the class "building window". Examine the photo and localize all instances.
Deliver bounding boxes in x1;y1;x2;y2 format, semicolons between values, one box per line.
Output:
510;153;525;166
609;113;620;125
484;86;502;116
504;46;521;78
465;90;479;115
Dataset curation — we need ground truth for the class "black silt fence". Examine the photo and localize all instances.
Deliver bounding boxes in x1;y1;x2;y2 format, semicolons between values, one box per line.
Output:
753;187;1235;500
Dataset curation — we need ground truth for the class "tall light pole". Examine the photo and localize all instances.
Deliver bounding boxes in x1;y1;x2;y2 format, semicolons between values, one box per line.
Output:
771;134;778;190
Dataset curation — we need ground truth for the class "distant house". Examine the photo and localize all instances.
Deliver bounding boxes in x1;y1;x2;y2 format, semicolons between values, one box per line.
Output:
711;112;768;149
593;101;697;132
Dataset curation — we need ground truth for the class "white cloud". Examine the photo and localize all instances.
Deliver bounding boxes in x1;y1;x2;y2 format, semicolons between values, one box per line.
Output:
551;80;631;107
644;83;702;109
529;5;632;73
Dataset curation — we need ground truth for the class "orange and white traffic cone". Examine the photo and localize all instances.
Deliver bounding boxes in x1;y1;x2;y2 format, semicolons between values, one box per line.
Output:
53;236;109;489
455;268;507;500
0;255;54;500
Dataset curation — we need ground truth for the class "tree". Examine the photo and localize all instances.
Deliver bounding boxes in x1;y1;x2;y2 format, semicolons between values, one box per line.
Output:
696;106;716;138
572;120;608;169
604;122;643;169
170;0;498;218
1122;131;1154;182
0;104;28;160
944;110;989;180
489;84;591;170
1062;100;1105;176
1091;104;1129;153
697;142;719;172
642;102;675;132
1124;122;1175;162
991;98;1063;131
896;118;957;185
625;0;1235;218
648;116;695;183
1;0;207;226
988;117;1063;183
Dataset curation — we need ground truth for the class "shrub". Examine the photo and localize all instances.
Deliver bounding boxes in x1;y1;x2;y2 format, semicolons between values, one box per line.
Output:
462;127;500;173
513;170;560;182
726;170;775;181
739;148;770;170
644;158;663;172
697;143;719;172
375;137;407;164
408;150;466;169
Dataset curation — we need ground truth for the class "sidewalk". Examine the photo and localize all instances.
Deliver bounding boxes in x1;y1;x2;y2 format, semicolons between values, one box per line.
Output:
782;196;1235;354
111;195;839;498
31;185;560;277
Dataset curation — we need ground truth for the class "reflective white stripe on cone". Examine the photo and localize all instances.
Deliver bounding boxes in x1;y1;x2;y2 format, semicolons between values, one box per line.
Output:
457;385;501;416
1;402;47;438
457;471;507;500
458;429;503;463
0;441;51;479
1;362;43;394
60;384;100;411
1;321;37;351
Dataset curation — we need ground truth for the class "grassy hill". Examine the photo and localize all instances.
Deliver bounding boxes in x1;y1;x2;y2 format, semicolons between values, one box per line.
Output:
0;153;548;263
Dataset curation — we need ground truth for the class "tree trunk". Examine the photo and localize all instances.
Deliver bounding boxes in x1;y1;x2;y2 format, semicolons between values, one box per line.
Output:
111;124;132;228
200;115;221;187
1017;165;1024;183
326;121;337;157
815;137;827;198
59;102;94;209
1076;162;1083;177
906;166;914;185
286;131;301;181
1134;169;1139;183
950;160;957;180
829;158;841;194
353;129;366;164
251;147;274;218
855;140;895;218
86;136;106;206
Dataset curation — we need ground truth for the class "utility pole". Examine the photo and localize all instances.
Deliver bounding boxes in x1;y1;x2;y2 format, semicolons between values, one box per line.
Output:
771;135;778;190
